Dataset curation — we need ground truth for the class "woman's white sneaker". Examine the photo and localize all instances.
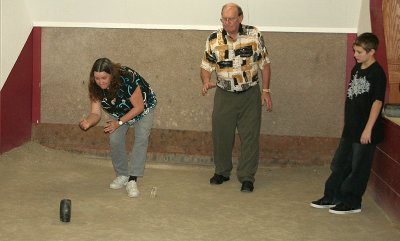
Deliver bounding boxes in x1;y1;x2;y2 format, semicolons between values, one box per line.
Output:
109;176;129;189
126;180;140;198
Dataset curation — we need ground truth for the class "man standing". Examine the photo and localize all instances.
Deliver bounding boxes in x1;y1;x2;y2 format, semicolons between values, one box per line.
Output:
200;3;272;192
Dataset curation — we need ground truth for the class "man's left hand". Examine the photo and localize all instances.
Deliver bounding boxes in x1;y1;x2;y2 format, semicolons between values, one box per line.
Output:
262;92;272;112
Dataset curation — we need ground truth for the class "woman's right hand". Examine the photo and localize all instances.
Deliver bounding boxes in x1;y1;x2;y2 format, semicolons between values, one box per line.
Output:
80;102;102;131
79;118;90;131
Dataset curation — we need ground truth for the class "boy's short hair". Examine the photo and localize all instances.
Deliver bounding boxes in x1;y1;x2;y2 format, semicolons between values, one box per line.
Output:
353;32;379;52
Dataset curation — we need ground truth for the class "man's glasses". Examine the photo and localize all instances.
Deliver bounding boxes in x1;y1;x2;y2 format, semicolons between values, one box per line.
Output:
220;17;239;23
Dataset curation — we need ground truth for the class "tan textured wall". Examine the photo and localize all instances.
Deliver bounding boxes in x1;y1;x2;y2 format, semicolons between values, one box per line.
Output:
41;28;346;137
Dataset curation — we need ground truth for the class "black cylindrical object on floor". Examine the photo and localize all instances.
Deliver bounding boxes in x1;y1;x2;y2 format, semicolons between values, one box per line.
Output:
60;199;71;222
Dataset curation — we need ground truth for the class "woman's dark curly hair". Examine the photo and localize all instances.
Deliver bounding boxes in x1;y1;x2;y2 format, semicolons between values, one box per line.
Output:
88;58;121;101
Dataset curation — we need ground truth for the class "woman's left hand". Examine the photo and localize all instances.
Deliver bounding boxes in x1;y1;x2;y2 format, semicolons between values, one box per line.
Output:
104;120;118;133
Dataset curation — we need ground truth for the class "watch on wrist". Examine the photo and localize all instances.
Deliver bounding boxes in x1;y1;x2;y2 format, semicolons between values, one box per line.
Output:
118;118;123;126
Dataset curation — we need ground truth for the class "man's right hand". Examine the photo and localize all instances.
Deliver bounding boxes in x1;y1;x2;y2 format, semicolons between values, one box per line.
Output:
202;82;216;96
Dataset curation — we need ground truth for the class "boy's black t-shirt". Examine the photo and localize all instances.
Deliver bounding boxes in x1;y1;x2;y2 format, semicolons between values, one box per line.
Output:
342;61;387;144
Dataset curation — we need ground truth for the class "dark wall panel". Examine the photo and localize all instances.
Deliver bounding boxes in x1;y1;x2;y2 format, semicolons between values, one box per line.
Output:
368;0;400;224
370;119;400;223
0;30;34;153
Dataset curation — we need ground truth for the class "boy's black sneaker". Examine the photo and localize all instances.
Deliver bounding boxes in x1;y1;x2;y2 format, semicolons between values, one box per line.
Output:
310;197;336;208
329;203;361;214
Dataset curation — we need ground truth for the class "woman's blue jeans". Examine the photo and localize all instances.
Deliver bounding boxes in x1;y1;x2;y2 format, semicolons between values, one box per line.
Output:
109;110;154;177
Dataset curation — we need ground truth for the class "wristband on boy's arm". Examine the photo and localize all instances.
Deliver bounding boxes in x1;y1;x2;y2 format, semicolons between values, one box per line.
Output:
262;89;271;93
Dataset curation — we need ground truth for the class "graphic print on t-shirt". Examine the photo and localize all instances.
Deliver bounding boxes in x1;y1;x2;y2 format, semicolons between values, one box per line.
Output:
347;71;370;100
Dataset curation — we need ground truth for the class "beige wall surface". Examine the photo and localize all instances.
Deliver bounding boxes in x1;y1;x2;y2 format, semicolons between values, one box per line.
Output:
41;28;346;137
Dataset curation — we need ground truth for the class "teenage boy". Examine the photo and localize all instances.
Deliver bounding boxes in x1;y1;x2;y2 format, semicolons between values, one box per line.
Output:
310;32;387;214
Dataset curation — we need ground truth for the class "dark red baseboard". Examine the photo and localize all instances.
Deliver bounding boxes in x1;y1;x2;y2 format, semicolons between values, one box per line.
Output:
31;123;339;166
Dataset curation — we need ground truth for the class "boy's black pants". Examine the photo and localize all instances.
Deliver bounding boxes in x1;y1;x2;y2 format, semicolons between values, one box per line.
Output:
323;138;376;208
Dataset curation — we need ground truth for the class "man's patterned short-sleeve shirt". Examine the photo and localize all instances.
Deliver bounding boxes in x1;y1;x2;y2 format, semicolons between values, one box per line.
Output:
200;24;270;92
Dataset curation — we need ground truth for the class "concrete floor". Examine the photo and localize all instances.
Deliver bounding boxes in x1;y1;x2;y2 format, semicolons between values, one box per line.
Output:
1;142;399;241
